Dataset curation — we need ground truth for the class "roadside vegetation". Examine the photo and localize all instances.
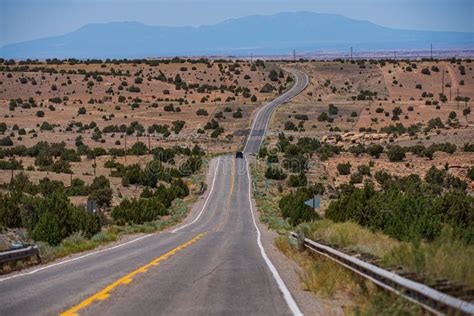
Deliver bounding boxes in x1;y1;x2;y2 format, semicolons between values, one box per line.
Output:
0;142;207;262
252;132;473;313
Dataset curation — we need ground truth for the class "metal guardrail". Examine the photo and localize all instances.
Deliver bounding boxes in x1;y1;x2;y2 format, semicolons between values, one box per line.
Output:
0;245;39;265
290;232;474;315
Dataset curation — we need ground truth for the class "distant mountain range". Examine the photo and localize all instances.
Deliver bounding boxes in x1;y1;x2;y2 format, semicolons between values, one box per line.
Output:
1;11;473;59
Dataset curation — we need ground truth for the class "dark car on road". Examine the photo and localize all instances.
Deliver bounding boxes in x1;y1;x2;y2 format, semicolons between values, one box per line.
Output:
235;151;244;159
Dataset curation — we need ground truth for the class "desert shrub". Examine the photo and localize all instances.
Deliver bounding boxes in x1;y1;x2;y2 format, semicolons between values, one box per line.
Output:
468;167;474;181
196;108;208;116
265;166;287;180
328;104;339;115
233;109;243;118
337;162;351;175
317;112;330;122
367;144;384;158
269;69;279;81
279;186;322;226
88;176;112;208
288;173;308;187
260;83;274;93
387;145;406;162
284;121;297;131
294;114;309;121
328;167;473;244
0;136;13;146
464;143;474;152
25;191;100;245
357;165;371;176
111;197;167;225
0;191;23;228
128;142;148;155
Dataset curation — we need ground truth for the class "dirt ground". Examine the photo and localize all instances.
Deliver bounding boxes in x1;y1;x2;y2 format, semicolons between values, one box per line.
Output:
0;60;291;206
0;60;286;151
268;59;473;196
1;59;473;202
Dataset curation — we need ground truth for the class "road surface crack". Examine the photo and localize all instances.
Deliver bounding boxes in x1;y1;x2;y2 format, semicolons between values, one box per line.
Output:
192;262;223;284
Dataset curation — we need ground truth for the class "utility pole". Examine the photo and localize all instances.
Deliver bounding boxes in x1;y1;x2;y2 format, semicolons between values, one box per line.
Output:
442;67;445;96
293;49;296;62
148;134;151;151
457;87;460;110
430;43;433;60
124;134;127;163
350;47;353;61
93;155;97;177
394;51;396;60
250;52;253;63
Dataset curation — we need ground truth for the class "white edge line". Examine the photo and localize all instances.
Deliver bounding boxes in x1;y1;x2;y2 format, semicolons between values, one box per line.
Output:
0;157;222;282
171;157;221;233
244;157;303;316
243;69;305;153
0;234;153;282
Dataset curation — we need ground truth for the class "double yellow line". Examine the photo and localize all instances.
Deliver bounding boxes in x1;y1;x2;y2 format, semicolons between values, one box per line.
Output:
61;233;205;316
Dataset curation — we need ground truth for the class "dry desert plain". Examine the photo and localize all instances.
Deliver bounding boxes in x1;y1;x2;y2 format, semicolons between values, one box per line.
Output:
0;58;473;209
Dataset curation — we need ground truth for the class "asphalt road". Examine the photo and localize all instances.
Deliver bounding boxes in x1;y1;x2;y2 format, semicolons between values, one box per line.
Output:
0;68;309;316
244;68;309;154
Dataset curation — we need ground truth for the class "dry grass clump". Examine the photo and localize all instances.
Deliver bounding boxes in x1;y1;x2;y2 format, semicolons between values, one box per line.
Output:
274;236;421;315
299;220;399;258
297;220;474;287
275;236;371;299
384;227;474;286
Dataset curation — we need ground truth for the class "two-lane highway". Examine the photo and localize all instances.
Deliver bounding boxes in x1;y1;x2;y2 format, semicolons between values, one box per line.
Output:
0;68;309;316
244;68;309;154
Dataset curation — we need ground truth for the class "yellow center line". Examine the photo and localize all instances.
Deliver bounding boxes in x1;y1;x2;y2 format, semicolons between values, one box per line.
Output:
215;158;235;231
60;233;205;316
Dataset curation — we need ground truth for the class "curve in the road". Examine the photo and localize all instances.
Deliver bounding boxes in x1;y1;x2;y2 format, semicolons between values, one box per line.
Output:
244;68;309;154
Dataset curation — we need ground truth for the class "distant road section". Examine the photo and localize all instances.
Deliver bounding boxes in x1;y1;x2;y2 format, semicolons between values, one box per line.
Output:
244;68;309;154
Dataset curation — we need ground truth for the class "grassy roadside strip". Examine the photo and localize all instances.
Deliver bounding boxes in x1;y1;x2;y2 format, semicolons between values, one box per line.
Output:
298;220;474;288
249;157;422;314
36;168;206;263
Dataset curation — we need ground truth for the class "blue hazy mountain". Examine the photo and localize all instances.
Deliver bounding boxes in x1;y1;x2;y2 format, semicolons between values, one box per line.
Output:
1;12;472;59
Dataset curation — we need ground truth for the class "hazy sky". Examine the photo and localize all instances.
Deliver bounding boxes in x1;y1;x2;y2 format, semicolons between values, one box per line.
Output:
1;0;473;46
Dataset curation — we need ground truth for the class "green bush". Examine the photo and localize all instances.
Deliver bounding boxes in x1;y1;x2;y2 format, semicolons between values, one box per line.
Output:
111;197;167;225
0;136;13;146
279;187;321;226
88;176;113;208
288;173;308;187
387;145;406;162
265;166;287;180
327;172;473;243
468;167;474;181
337;162;351;175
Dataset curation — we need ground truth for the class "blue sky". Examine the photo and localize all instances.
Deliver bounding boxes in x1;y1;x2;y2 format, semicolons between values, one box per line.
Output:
1;0;473;46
